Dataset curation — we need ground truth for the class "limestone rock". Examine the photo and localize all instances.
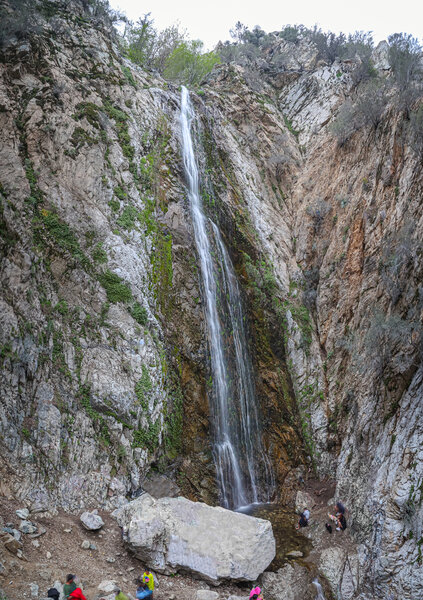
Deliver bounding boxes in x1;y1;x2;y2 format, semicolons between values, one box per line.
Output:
261;563;317;600
295;491;314;513
114;494;275;583
1;532;23;555
16;508;30;519
142;474;180;498
19;520;37;534
195;591;219;600
81;540;90;549
80;510;104;531
98;581;118;594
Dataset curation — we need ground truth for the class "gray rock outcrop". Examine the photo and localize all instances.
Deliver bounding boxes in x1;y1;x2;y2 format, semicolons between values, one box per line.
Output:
114;494;275;583
80;510;104;531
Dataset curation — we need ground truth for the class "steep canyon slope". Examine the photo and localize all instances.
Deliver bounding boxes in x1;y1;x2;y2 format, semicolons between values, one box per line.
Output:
0;2;422;599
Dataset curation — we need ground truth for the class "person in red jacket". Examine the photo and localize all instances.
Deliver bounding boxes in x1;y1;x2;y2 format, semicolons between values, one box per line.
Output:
69;587;87;600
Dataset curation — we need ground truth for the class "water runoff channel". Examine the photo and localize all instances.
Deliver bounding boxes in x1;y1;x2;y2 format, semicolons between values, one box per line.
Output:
179;87;316;577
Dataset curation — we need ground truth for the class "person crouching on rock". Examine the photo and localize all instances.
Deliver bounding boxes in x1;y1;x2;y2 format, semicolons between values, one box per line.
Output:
136;578;153;599
295;507;310;529
249;586;264;599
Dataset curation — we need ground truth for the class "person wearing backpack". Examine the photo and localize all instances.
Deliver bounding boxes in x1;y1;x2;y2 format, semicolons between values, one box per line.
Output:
136;579;152;599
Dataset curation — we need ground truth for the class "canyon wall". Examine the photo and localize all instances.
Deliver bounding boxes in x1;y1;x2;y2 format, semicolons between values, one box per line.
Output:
1;2;422;598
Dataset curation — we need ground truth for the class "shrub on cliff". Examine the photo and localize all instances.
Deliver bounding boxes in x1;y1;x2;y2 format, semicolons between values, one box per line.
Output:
329;99;358;146
164;40;220;86
388;33;422;114
355;79;389;128
124;13;186;73
409;105;423;158
0;0;42;45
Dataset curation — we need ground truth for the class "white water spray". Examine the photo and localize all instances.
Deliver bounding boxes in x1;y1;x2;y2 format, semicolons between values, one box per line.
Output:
312;578;326;600
180;86;274;508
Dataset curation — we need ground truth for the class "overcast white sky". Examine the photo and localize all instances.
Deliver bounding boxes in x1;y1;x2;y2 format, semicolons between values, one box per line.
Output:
109;0;423;50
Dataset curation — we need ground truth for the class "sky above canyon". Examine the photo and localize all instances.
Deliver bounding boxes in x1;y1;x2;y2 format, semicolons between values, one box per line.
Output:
109;0;423;50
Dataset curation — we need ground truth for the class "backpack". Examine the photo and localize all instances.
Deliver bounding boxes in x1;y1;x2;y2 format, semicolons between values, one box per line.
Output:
325;523;332;534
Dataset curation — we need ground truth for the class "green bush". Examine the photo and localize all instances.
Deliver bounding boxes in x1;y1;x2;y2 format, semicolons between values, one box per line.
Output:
98;270;132;303
92;242;108;264
131;302;148;325
117;205;138;230
164;40;220;86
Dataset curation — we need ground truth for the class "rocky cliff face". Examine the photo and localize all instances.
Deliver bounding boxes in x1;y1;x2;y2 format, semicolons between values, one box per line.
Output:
1;3;422;599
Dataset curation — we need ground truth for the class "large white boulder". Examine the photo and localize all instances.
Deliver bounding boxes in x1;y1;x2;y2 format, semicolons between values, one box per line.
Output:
113;493;275;584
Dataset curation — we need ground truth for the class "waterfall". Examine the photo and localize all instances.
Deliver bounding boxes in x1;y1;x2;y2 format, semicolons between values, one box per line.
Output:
180;86;274;509
312;579;326;600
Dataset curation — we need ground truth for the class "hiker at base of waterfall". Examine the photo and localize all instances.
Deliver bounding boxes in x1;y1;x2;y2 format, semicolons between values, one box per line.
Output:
328;501;347;531
142;569;154;593
249;586;264;599
63;575;77;600
114;587;129;600
296;507;310;529
136;579;153;599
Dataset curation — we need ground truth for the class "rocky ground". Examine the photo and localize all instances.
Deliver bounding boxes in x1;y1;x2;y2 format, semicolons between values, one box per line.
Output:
0;495;254;600
0;477;359;600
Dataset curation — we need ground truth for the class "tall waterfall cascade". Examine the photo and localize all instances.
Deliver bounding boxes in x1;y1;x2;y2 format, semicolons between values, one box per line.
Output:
180;86;274;509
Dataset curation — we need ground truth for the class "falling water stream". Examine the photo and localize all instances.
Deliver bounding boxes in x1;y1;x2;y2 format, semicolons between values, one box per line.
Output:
312;579;326;600
180;86;274;509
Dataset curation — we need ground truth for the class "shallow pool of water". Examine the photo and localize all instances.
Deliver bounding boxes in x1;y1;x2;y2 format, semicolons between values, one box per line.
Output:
238;502;313;570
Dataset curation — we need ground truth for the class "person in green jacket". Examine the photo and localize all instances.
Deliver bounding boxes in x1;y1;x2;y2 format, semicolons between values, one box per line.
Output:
114;588;129;600
63;575;77;600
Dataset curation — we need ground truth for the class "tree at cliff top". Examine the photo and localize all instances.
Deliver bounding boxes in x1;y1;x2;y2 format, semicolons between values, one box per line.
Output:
122;14;220;86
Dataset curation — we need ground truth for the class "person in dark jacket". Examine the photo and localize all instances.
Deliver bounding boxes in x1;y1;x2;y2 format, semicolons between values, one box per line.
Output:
47;589;60;600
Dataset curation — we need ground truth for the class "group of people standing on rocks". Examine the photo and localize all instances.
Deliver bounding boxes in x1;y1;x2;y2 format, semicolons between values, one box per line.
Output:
47;570;155;600
296;500;347;533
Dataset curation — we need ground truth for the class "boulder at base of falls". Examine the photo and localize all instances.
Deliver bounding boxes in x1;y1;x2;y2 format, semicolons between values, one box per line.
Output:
113;493;275;584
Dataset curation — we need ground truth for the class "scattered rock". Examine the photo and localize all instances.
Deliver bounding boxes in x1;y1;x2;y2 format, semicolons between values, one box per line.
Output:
16;508;30;520
80;510;104;531
114;493;275;584
295;491;315;513
2;527;21;541
195;591;219;600
89;543;97;550
262;562;317;600
286;550;304;558
1;532;23;555
64;528;72;533
106;557;116;563
31;540;40;548
30;583;39;597
29;526;47;539
46;552;52;559
98;580;118;594
127;567;134;572
81;540;90;549
19;520;37;535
